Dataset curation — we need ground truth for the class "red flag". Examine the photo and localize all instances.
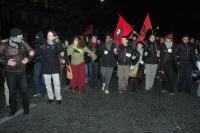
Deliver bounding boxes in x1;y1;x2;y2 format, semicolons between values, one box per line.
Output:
83;25;93;36
114;15;133;45
136;14;152;42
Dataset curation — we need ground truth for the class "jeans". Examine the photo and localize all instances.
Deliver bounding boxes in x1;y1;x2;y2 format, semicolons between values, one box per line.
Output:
101;67;114;91
4;78;9;106
33;62;41;95
6;72;29;113
88;62;99;87
177;62;193;92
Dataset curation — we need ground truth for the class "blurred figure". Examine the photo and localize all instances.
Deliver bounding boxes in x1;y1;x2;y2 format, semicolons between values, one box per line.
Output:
0;38;9;107
190;37;195;45
99;33;118;95
117;36;133;93
175;35;195;94
33;31;45;97
87;35;101;88
145;34;160;91
159;37;165;45
0;28;34;116
159;34;176;95
129;34;137;50
67;36;97;95
35;30;68;104
129;42;146;92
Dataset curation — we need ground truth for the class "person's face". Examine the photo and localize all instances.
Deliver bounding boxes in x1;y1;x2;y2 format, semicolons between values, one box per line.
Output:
91;37;97;44
137;43;143;49
121;38;128;45
190;38;195;44
73;38;78;45
55;38;59;43
149;35;156;43
36;35;39;39
132;36;137;41
47;32;55;41
64;40;68;45
160;38;165;44
105;36;111;43
182;36;189;44
165;38;172;45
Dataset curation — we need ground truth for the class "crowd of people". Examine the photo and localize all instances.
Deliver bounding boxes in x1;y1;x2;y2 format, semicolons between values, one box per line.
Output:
0;27;200;117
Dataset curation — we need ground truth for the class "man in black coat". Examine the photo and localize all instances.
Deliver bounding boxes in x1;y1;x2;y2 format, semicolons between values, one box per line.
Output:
175;35;195;94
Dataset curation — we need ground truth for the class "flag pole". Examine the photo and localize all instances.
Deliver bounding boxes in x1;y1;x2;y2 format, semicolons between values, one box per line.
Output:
132;30;148;47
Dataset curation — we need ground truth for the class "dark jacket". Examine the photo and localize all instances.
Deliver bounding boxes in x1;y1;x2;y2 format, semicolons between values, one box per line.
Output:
145;42;160;64
159;44;175;70
0;41;33;73
86;42;101;63
174;42;195;64
131;50;145;66
98;41;118;68
34;32;46;62
35;42;68;74
117;44;133;65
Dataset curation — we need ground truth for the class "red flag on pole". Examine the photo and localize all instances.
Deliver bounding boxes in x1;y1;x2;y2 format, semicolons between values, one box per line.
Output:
136;14;152;42
83;25;93;36
114;15;133;45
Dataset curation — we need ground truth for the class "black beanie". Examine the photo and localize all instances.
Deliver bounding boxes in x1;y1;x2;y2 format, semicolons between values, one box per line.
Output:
10;28;22;37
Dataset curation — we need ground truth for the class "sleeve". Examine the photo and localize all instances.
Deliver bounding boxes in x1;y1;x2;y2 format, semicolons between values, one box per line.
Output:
0;44;8;65
191;45;196;64
174;44;180;63
67;45;75;56
97;44;104;57
23;43;35;62
84;46;97;61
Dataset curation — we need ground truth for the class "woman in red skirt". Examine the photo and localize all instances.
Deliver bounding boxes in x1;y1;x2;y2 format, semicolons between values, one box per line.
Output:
67;36;97;95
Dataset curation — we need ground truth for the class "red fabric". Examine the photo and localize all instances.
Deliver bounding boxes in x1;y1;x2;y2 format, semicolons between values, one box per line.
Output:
136;14;152;42
70;63;86;92
92;42;97;48
83;25;93;36
114;15;133;46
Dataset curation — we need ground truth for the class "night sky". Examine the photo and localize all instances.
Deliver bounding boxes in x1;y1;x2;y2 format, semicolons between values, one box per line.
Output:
1;0;200;39
86;0;200;39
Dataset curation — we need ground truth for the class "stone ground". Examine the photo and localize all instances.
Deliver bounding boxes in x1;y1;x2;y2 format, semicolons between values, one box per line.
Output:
0;73;200;133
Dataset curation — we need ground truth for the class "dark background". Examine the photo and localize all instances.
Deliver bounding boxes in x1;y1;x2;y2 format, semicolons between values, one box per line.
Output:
0;0;200;41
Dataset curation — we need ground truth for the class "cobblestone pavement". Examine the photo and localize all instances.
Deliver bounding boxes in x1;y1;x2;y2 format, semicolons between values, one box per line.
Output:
0;75;200;133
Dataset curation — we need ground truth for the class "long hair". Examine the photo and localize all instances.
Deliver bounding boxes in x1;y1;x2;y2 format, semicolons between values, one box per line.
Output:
73;36;86;48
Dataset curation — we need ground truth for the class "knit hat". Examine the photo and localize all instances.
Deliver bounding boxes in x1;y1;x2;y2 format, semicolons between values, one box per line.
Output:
10;28;22;37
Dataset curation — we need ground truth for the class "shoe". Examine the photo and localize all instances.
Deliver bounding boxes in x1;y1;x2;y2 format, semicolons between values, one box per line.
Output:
9;111;17;117
56;100;62;104
119;90;123;94
105;90;109;95
70;89;75;95
169;93;174;96
33;94;40;97
162;90;167;93
102;83;105;91
47;100;54;104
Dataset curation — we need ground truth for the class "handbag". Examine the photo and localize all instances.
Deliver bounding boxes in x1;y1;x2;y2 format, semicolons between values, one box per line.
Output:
129;62;139;78
65;57;73;80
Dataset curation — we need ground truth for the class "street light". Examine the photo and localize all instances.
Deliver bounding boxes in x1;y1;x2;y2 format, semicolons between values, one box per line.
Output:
100;0;104;2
